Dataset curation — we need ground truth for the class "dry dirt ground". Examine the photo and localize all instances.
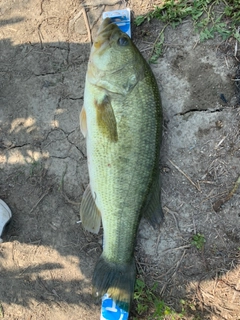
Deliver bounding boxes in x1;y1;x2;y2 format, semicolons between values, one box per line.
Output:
0;1;240;319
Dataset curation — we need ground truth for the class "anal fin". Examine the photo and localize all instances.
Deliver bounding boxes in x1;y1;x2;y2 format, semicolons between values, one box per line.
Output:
80;185;101;234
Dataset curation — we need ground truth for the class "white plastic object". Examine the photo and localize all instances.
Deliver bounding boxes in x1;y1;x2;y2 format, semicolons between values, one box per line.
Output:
102;8;131;38
0;199;12;242
100;294;129;320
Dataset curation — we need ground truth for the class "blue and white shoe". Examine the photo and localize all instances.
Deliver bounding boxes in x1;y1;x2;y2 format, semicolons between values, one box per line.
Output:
101;294;129;320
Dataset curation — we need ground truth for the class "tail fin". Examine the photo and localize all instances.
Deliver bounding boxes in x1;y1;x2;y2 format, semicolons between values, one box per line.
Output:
92;254;136;311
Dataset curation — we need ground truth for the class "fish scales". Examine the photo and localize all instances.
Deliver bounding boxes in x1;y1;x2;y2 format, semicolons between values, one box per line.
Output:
80;18;163;312
90;69;159;258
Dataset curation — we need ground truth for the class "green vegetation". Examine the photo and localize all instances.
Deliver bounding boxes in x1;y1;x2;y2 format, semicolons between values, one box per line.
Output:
133;278;185;319
135;0;240;62
191;233;206;250
148;27;166;64
133;278;203;319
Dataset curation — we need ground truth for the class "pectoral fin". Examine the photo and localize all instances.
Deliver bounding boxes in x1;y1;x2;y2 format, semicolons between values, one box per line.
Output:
95;96;118;142
80;106;87;138
80;185;101;234
143;167;164;228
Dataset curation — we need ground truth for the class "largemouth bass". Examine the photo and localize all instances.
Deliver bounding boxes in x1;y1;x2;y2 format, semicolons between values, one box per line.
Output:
80;18;163;312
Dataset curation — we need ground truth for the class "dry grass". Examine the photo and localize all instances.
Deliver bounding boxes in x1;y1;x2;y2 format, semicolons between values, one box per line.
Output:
188;264;240;319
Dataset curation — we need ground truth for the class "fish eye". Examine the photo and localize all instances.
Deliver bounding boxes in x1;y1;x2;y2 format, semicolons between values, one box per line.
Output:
117;37;129;46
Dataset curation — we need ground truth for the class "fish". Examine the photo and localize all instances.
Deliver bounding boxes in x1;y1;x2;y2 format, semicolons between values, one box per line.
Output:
80;17;163;312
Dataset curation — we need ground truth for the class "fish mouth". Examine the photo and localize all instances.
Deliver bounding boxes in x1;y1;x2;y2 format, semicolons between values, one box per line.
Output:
96;18;113;36
94;18;119;50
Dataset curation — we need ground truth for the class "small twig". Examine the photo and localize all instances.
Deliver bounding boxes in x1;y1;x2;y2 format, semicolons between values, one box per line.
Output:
215;136;227;149
201;190;228;203
192;213;197;235
154;265;175;280
199;180;216;185
61;191;81;205
212;271;219;295
162;244;191;254
163;206;180;232
29;188;50;213
135;257;147;276
226;175;240;200
160;282;168;296
234;27;240;62
157;250;187;291
71;7;92;46
140;46;154;53
40;0;45;15
156;231;161;253
52;289;61;299
168;158;201;192
193;40;199;50
197;180;201;192
225;56;229;68
19;265;33;276
37;24;44;49
82;6;92;45
171;249;186;278
213;175;240;212
163;43;185;47
90;5;106;32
